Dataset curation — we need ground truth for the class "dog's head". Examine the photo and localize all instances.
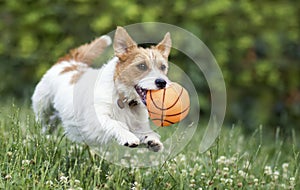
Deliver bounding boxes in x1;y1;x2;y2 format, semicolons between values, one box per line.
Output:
113;27;172;105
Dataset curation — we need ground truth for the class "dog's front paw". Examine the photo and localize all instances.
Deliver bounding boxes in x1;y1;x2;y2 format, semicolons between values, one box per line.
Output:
124;141;139;148
119;133;140;148
144;136;164;152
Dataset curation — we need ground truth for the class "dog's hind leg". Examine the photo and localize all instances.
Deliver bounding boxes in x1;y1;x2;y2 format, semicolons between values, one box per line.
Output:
45;109;60;133
32;80;60;133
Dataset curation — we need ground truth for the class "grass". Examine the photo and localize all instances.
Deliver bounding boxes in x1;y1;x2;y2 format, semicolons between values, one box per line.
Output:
0;102;299;189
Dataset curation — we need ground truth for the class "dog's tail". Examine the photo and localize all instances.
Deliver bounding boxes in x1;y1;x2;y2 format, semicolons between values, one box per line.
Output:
57;35;112;66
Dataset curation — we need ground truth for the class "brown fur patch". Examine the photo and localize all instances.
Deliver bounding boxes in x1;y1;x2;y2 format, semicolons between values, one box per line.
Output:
70;70;84;84
57;36;111;84
59;65;84;84
57;37;110;65
60;65;79;74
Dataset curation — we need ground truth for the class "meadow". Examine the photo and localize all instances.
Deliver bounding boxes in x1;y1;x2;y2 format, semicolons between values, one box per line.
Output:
1;1;299;189
0;102;299;189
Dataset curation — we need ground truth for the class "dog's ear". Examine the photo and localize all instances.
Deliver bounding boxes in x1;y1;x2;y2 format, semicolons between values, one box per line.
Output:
74;35;111;65
114;26;137;56
156;32;172;58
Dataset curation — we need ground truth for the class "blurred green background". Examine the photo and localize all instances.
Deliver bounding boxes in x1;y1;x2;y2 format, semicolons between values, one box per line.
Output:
0;0;299;135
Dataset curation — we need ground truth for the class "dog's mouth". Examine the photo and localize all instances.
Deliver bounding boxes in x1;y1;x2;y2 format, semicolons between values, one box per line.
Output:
135;85;148;105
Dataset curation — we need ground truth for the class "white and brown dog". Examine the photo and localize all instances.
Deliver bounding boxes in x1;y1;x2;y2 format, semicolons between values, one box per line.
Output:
32;27;171;152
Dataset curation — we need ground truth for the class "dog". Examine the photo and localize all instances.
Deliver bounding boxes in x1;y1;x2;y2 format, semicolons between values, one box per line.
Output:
32;27;172;152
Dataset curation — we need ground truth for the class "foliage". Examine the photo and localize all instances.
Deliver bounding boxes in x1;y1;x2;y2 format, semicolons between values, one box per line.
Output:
0;104;299;189
0;0;299;132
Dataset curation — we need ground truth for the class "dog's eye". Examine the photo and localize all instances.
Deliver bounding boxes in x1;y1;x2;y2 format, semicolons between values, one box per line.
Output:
160;64;167;71
137;63;148;71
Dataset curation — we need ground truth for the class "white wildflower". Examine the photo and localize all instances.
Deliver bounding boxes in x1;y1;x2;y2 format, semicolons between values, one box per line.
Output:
5;174;12;180
93;166;102;173
22;160;30;165
181;169;187;176
7;152;13;157
223;167;229;172
289;177;295;186
216;156;226;164
230;156;237;163
131;181;140;190
194;163;200;170
282;163;289;180
220;178;225;183
238;170;247;178
243;160;251;169
43;161;50;167
274;171;280;176
165;182;172;188
189;183;196;188
121;179;126;186
46;180;53;186
225;178;233;185
249;174;255;179
273;171;280;180
145;170;151;176
59;176;68;183
264;166;272;175
254;178;259;186
237;182;243;188
180;155;186;162
106;174;113;180
282;163;289;171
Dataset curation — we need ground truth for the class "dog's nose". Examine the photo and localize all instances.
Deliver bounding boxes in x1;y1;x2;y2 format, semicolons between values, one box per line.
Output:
155;78;167;89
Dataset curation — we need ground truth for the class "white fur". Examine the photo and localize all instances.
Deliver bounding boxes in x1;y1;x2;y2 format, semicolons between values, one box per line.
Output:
32;41;164;152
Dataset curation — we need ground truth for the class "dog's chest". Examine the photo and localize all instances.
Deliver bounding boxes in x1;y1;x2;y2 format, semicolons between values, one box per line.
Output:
113;104;149;128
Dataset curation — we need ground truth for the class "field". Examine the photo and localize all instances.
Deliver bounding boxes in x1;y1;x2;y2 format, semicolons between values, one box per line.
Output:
0;102;299;189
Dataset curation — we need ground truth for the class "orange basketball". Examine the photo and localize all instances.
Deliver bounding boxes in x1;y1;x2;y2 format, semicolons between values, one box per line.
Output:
146;82;190;127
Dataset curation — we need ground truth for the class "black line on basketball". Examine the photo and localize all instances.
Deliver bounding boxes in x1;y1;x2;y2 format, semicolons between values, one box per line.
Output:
150;87;184;111
166;87;183;110
161;88;166;125
148;106;190;117
150;90;161;110
151;118;175;125
165;106;190;117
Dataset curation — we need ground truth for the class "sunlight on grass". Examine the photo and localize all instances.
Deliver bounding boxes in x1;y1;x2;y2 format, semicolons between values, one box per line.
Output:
0;103;299;189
